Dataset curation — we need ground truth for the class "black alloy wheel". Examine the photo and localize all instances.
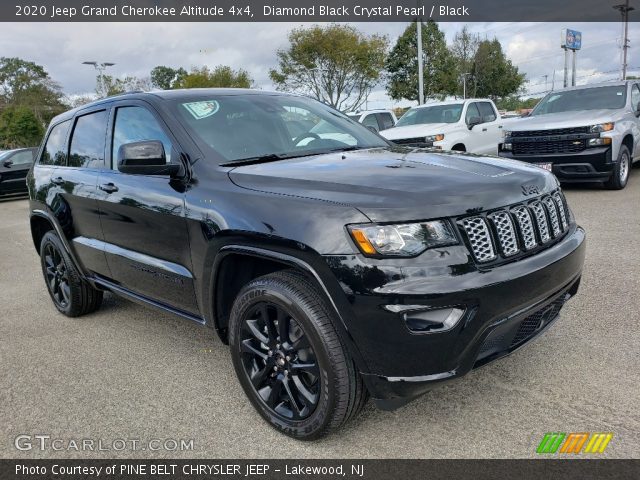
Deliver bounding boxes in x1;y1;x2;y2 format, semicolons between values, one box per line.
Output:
43;242;71;309
239;301;320;420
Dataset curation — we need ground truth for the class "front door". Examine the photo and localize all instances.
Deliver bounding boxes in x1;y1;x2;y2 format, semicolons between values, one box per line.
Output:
95;101;199;315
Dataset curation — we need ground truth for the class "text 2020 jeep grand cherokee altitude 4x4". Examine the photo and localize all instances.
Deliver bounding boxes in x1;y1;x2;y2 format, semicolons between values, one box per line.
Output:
28;89;586;440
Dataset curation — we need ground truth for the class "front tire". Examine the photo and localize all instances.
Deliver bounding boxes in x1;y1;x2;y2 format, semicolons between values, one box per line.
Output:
228;270;367;440
604;145;631;190
39;231;103;317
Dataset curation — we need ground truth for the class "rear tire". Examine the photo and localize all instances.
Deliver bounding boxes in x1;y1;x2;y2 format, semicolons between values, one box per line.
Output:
228;270;367;440
604;145;631;190
39;231;103;317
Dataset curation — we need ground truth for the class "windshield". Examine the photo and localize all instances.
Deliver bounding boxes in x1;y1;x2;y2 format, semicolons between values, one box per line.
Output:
396;104;463;127
169;94;388;163
532;86;627;116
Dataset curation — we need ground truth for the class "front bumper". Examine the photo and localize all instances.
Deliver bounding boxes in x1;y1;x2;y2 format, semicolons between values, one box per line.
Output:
325;225;586;410
499;147;613;182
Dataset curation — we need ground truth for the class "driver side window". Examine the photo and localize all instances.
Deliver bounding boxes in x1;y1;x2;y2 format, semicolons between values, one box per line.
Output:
465;103;481;125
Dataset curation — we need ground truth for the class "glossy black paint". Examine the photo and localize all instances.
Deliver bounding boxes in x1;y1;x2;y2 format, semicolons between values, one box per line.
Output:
27;90;586;409
0;147;37;196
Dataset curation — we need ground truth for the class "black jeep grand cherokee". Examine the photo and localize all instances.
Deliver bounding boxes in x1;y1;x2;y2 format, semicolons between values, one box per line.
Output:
28;89;585;439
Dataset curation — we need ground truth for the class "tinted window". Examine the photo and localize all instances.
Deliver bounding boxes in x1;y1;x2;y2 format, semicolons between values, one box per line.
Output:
632;85;640;111
477;102;497;122
377;113;395;130
40;120;71;166
68;110;108;168
10;150;34;165
362;114;379;130
465;103;481;124
112;107;172;167
532;85;627;116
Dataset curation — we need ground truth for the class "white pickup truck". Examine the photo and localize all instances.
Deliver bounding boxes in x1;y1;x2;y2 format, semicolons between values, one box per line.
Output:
380;99;503;155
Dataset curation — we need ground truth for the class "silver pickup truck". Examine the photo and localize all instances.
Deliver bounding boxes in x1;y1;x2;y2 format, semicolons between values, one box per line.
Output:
499;81;640;190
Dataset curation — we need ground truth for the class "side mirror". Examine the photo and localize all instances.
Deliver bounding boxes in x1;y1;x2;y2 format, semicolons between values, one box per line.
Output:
467;116;482;130
117;141;179;176
2;159;12;168
635;102;640;117
366;125;379;133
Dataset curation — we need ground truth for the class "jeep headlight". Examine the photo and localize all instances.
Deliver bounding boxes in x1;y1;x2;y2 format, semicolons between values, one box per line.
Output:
425;134;445;142
348;220;458;257
590;122;614;133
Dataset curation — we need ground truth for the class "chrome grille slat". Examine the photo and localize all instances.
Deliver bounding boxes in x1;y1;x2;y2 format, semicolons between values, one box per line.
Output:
511;206;537;250
488;211;519;257
460;217;496;263
530;201;551;243
543;196;562;237
552;192;568;230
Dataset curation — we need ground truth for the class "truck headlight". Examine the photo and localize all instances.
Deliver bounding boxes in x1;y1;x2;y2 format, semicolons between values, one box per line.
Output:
590;123;614;133
425;134;445;142
502;130;512;138
348;220;458;257
587;137;612;147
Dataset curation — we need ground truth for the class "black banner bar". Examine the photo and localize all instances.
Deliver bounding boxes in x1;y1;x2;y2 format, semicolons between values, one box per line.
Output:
3;0;636;22
1;459;639;480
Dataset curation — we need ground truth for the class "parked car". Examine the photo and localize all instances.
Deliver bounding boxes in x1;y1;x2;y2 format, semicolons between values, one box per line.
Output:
381;99;504;154
499;81;640;190
0;147;37;197
346;109;397;132
28;89;585;440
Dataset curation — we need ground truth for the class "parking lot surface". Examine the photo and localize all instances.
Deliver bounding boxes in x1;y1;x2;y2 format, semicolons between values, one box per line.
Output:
1;175;639;458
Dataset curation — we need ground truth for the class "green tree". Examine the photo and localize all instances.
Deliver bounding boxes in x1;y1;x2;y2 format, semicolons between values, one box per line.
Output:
270;24;388;112
150;66;187;90
451;26;480;97
96;75;151;98
385;21;457;102
174;65;252;89
0;105;44;148
471;39;525;100
0;57;65;125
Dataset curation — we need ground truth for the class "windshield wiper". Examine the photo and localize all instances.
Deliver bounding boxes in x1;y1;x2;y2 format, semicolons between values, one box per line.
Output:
220;153;295;166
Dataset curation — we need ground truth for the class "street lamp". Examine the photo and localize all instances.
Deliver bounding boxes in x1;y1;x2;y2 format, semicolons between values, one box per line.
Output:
460;73;471;99
82;61;115;96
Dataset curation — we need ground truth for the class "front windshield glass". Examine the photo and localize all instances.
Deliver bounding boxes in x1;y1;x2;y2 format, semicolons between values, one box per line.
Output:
531;86;627;116
396;104;463;127
169;94;388;163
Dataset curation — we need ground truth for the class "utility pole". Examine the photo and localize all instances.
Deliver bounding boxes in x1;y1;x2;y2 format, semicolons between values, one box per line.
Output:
417;19;424;104
613;1;634;80
542;74;548;92
461;73;471;99
82;61;115;97
563;47;569;88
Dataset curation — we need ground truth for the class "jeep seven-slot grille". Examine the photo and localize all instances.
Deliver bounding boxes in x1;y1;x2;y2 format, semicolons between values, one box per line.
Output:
458;191;570;264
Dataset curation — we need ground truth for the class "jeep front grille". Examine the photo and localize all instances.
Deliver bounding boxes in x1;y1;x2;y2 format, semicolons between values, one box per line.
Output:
458;190;571;264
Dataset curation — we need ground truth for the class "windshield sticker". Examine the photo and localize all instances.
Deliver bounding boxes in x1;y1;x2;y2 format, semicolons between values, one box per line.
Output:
182;100;220;119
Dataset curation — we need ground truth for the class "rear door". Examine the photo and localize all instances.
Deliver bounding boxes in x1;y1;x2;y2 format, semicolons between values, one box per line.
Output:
51;107;111;276
96;100;198;315
0;149;34;194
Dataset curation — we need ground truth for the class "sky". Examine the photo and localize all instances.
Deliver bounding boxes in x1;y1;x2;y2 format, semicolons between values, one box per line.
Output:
0;21;637;108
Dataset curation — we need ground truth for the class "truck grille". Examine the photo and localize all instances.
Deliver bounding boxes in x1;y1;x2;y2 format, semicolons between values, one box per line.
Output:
510;127;589;137
512;139;586;155
458;191;570;264
391;137;430;147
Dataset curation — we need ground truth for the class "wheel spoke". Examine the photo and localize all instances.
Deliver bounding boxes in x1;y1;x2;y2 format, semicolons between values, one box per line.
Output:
45;255;55;269
60;282;70;304
49;275;57;292
291;336;311;351
282;376;302;415
241;339;267;360
291;362;320;376
250;365;270;388
246;319;269;345
260;305;277;342
292;374;319;406
266;380;283;408
277;308;291;343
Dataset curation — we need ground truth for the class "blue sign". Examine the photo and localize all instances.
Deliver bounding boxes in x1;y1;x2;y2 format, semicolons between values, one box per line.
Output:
562;29;582;50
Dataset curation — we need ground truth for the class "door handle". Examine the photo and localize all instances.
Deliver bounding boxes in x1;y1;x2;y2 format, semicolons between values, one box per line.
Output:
482;128;488;132
99;182;119;194
52;176;65;185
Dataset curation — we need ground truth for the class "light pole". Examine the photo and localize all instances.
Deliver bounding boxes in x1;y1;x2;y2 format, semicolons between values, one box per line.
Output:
417;19;424;105
613;1;634;80
82;61;115;96
461;73;471;99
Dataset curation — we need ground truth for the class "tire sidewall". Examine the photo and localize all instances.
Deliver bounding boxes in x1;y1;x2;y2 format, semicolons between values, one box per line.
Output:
619;146;630;187
229;281;338;440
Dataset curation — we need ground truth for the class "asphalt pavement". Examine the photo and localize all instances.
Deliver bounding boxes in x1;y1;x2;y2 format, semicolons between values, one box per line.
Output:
1;173;639;458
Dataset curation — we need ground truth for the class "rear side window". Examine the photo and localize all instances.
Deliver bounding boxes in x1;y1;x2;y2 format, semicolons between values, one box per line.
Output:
68;110;108;168
478;102;497;122
362;114;379;131
40;120;71;166
377;113;395;130
112;106;172;167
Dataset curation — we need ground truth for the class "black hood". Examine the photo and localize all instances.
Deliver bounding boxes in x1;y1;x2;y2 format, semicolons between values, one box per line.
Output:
228;148;558;222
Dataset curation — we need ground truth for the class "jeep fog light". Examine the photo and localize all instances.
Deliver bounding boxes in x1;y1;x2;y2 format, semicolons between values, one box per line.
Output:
387;307;465;333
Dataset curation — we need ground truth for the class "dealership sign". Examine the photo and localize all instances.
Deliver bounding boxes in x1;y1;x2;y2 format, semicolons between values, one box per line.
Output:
561;29;582;50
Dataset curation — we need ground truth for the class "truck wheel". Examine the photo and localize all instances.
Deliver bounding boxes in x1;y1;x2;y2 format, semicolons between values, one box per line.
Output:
39;231;103;317
605;145;631;190
228;270;367;440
